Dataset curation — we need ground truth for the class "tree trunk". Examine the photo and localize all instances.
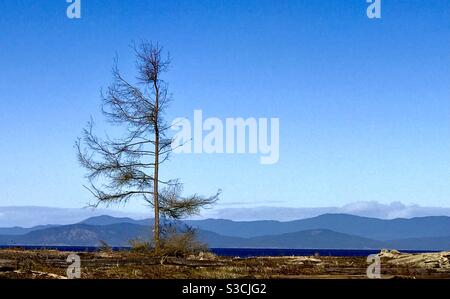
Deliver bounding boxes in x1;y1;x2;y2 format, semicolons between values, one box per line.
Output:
154;128;160;251
153;83;160;252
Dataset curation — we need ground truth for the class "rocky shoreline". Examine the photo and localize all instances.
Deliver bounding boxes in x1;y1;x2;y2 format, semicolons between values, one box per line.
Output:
0;249;449;279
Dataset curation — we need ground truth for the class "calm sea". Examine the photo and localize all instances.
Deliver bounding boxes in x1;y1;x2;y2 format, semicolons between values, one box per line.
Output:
0;246;437;257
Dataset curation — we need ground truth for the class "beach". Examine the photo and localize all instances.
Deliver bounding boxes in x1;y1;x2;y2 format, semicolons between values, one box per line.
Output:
1;248;449;279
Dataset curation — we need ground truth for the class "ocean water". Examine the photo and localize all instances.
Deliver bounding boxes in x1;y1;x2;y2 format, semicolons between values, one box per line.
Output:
0;246;437;257
210;248;439;257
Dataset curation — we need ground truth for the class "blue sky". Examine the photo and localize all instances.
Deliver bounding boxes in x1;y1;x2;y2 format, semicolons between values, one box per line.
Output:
0;0;449;215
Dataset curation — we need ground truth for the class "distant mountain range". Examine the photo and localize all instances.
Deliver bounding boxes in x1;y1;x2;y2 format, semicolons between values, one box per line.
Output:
0;214;449;250
186;214;450;240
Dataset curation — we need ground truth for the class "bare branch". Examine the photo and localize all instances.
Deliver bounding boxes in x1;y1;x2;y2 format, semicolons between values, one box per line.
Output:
76;41;220;250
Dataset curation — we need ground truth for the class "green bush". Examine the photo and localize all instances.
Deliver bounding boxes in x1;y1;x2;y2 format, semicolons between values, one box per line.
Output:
129;239;153;253
129;225;208;257
160;226;208;257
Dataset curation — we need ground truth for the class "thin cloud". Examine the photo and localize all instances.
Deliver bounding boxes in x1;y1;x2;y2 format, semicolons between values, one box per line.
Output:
199;201;450;221
0;206;148;228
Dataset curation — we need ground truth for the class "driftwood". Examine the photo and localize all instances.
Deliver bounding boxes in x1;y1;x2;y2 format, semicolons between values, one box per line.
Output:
13;270;67;279
378;250;450;271
164;257;226;267
0;259;15;272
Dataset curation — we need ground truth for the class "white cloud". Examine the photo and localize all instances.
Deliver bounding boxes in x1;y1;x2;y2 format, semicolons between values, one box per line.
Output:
1;201;450;227
199;201;450;221
0;206;148;228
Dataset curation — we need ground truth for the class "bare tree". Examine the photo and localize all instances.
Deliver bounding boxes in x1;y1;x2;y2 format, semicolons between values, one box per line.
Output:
76;42;220;251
